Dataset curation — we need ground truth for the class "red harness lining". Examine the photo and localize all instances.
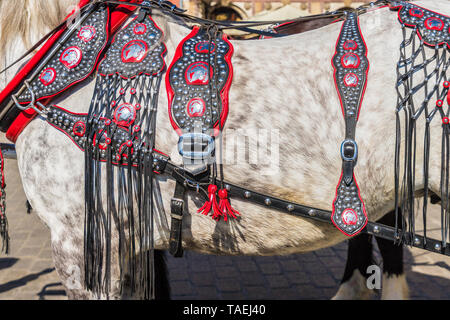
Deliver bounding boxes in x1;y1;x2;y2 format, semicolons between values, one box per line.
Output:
166;26;234;137
3;0;142;143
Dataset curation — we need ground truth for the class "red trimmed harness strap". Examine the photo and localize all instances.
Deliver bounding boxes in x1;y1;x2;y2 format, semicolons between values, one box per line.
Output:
1;0;143;142
330;12;369;237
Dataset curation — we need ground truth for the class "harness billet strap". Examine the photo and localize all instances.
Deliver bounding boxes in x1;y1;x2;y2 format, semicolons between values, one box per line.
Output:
331;12;369;236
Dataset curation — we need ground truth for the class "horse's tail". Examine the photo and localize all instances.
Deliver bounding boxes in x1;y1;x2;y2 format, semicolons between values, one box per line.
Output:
154;250;171;300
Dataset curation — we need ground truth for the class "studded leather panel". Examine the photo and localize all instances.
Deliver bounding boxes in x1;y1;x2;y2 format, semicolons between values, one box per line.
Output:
18;6;109;103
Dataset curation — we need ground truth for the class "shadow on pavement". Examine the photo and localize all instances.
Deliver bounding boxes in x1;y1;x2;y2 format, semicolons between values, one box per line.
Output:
38;282;66;300
0;258;18;270
0;268;54;294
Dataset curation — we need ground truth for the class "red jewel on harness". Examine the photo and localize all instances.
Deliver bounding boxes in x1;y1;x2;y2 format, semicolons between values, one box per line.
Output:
343;73;359;87
424;17;444;31
121;40;149;63
436;100;444;107
113;103;137;127
133;23;147;35
185;62;212;85
341;52;360;68
60;46;82;69
73;121;86;137
443;117;450;125
93;131;111;150
409;8;424;18
444;81;450;88
186;98;206;117
39;68;56;86
78;25;96;42
195;41;216;54
343;40;358;50
341;208;358;226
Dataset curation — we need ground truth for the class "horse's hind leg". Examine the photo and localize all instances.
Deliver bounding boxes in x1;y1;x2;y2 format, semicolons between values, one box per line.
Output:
375;211;409;300
332;233;377;299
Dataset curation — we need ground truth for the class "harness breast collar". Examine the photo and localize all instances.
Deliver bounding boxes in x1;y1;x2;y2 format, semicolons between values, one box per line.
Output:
0;0;449;298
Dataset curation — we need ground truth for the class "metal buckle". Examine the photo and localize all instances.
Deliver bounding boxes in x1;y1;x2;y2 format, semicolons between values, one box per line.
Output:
341;139;358;162
178;132;215;160
11;80;46;116
170;197;184;220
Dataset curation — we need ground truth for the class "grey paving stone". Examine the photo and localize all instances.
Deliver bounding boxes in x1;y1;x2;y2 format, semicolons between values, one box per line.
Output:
240;272;266;286
236;260;258;272
259;262;282;275
216;278;241;292
171;280;194;296
266;275;289;289
245;286;270;300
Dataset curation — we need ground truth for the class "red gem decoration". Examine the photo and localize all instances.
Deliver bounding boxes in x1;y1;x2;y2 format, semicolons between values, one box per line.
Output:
341;52;360;68
121;40;149;63
343;73;359;87
197;184;223;218
73;121;86;137
39;68;56;86
113;103;137;127
60;46;82;69
216;189;240;222
104;119;112;126
437;100;444;107
135;103;141;110
424;17;444;31
443;81;450;88
130;88;137;95
341;208;358;226
185;62;212;85
343;40;358;50
195;41;216;54
133;23;147;35
93;131;111;150
119;88;125;95
133;125;141;133
77;25;96;42
409;8;424;18
443;117;450;124
186;98;206;117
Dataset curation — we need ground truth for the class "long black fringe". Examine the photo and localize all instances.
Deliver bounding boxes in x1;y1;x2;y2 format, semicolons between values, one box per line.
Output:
84;72;161;299
394;23;450;247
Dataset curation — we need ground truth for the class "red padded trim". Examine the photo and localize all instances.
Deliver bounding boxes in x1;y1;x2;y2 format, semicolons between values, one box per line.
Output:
331;17;370;121
389;2;450;49
0;0;91;108
331;171;368;237
166;26;233;136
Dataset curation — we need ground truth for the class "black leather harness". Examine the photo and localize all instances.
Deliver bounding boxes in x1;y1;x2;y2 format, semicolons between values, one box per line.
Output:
1;0;450;300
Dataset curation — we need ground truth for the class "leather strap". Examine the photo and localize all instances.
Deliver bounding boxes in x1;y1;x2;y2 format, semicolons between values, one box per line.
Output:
169;181;186;257
331;12;369;236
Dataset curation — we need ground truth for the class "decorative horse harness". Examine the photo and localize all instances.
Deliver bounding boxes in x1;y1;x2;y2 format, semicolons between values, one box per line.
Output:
0;0;449;298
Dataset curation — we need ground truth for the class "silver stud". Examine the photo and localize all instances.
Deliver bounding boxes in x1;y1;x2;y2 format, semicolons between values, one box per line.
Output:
287;204;294;212
308;209;316;217
434;243;441;251
373;225;380;234
225;184;231;191
244;191;251;198
264;198;272;206
414;237;421;246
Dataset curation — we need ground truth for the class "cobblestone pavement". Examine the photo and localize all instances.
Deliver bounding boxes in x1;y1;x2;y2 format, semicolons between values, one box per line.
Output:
0;154;449;300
